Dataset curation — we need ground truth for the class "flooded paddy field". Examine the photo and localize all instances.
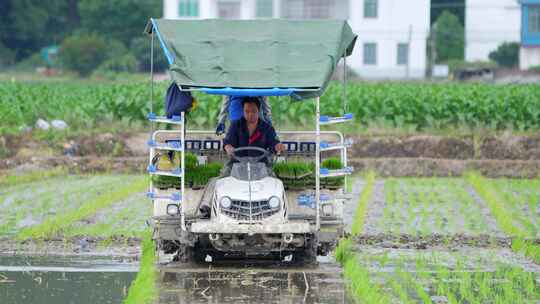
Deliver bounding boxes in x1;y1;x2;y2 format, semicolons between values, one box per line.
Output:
158;256;352;303
0;172;539;303
0;255;137;304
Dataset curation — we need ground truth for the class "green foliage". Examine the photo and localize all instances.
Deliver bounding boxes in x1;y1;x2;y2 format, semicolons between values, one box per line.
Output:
94;54;138;75
59;33;108;76
130;37;169;72
431;0;465;26
151;153;222;189
435;11;464;62
123;230;157;304
273;158;345;189
489;42;520;68
3;82;540;135
528;65;540;73
0;167;68;187
78;0;161;47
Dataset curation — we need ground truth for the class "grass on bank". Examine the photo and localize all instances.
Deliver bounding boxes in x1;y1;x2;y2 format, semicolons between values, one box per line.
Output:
17;176;147;240
123;230;157;304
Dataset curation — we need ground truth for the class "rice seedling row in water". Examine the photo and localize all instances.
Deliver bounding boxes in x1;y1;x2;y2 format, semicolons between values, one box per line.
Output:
0;175;133;236
123;230;157;304
3;82;540;134
357;249;540;303
488;178;540;238
65;192;151;238
466;173;540;263
378;178;498;236
17;176;147;240
334;172;391;303
0;167;68;188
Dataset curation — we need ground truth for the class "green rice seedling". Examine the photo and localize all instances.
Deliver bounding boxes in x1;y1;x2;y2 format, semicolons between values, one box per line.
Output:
18;176;147;240
351;171;376;236
123;230;157;304
342;256;391;304
467;173;540;263
0;167;68;188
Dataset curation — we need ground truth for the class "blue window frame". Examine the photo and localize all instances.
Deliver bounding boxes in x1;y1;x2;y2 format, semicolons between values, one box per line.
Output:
179;0;199;17
522;1;540;45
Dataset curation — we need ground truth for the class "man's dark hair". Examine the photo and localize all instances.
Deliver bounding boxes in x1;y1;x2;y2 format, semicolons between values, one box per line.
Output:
241;97;261;110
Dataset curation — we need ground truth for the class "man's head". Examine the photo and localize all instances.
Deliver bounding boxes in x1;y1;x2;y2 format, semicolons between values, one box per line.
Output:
242;97;260;125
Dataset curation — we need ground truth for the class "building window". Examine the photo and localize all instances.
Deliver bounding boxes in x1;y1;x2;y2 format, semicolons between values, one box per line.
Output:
179;0;199;17
529;6;540;33
282;0;349;19
218;1;241;19
257;0;273;18
364;0;378;18
397;43;409;65
363;43;377;65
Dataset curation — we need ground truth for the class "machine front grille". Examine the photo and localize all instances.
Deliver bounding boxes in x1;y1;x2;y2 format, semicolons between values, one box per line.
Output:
221;199;279;221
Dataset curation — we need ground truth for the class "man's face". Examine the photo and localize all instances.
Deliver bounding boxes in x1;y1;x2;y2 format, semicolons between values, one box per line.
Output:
243;102;259;124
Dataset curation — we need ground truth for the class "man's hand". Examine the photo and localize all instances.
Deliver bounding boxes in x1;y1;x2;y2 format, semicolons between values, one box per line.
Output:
215;123;226;136
224;144;235;157
274;143;285;155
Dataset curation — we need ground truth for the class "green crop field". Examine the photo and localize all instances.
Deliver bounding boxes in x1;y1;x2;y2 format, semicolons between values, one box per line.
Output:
2;81;540;135
338;174;540;304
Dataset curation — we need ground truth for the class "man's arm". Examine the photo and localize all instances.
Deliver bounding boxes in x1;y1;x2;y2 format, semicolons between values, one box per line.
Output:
265;124;284;154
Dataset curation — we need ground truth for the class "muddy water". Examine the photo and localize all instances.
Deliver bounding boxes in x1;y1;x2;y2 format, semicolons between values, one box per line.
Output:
158;256;352;304
0;255;137;304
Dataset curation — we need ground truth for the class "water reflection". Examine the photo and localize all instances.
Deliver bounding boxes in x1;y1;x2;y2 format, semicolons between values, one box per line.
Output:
0;256;136;304
158;258;352;304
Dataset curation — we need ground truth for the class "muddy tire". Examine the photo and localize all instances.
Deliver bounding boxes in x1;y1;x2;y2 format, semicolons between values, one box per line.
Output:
173;245;206;263
293;235;318;265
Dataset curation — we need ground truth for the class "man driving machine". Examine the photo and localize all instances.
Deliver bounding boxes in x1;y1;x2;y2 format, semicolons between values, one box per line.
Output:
222;97;284;175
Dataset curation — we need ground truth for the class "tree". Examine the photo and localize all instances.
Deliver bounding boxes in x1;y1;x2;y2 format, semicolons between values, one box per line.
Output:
0;0;79;62
434;11;464;62
78;0;161;47
489;42;520;68
59;33;107;76
431;0;464;26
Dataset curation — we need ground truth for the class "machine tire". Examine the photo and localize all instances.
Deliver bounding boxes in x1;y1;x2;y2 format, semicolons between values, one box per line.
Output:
173;244;206;263
293;235;318;265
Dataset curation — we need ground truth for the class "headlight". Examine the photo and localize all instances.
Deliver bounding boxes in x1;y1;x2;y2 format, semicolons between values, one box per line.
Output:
322;204;334;216
166;204;179;215
220;196;232;209
269;196;281;209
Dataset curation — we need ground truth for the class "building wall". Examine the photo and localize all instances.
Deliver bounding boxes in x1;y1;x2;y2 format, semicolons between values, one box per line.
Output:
348;0;430;79
520;47;540;69
162;0;431;79
465;0;521;62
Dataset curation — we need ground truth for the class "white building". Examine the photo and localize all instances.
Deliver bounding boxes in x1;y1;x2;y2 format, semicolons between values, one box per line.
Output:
465;0;521;62
162;0;431;79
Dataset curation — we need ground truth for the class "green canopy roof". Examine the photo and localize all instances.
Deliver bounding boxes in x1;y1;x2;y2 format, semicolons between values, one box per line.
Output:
145;18;357;99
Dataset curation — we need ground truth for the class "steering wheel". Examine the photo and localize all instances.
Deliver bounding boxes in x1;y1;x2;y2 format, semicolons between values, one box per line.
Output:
231;146;270;163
